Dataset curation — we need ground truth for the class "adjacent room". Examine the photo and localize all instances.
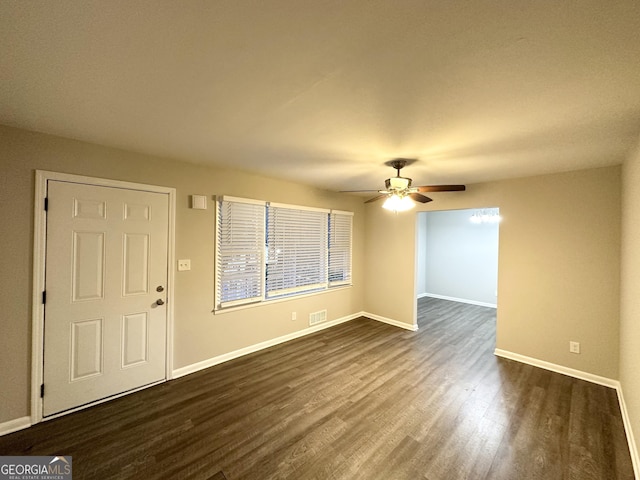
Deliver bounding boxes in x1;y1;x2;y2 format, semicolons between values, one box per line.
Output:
1;1;640;479
416;208;500;308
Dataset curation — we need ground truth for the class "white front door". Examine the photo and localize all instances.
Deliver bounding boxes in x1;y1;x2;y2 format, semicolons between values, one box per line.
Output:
43;181;169;416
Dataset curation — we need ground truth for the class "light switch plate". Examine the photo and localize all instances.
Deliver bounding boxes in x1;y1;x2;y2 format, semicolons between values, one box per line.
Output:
178;259;191;271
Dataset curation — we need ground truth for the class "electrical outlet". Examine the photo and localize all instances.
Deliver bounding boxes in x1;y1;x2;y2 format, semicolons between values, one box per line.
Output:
177;259;191;271
291;312;297;321
569;341;580;354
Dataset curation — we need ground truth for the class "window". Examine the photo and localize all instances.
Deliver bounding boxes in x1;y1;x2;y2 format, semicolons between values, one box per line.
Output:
215;197;352;311
266;204;329;298
215;196;265;309
329;210;353;287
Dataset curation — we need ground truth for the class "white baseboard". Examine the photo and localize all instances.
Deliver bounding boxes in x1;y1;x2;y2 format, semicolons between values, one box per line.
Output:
173;312;362;378
0;416;31;437
495;348;639;479
616;385;640;479
494;348;618;387
173;311;419;379
362;312;418;331
420;293;497;309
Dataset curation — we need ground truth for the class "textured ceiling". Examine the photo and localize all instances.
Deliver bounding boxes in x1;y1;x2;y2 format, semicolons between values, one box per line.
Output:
1;1;640;192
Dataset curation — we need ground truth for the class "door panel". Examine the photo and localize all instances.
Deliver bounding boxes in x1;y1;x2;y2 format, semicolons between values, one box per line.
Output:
72;231;106;301
123;233;150;296
43;181;169;416
121;312;149;368
70;318;104;381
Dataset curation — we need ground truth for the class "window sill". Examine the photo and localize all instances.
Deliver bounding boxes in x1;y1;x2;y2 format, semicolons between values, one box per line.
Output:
212;284;352;315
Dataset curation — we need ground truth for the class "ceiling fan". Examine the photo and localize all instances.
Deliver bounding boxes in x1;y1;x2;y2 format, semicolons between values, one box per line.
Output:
342;158;466;211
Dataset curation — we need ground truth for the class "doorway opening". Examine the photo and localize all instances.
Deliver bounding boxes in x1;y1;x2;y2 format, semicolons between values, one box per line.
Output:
416;208;500;333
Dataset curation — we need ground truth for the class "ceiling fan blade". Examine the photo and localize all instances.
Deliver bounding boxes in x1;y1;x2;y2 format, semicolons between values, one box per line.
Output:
339;189;380;193
410;193;433;203
364;194;387;204
416;185;466;193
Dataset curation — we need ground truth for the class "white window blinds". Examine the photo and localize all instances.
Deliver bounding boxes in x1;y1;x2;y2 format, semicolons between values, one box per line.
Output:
266;203;329;298
329;210;353;287
216;196;266;309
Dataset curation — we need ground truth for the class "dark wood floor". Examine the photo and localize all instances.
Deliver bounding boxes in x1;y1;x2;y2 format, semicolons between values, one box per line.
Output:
1;298;634;479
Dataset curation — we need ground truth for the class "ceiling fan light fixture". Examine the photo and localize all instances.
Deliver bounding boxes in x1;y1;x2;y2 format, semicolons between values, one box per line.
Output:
382;194;415;212
387;177;411;190
347;158;466;209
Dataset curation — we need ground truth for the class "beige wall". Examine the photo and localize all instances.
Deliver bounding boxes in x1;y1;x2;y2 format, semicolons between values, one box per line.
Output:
364;166;622;379
0;125;365;423
0;123;626;434
620;136;640;459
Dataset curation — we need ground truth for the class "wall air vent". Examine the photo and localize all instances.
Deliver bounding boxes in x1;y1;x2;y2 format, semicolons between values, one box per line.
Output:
309;310;327;326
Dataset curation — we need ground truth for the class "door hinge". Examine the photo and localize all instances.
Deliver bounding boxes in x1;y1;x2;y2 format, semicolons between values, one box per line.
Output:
40;384;44;398
44;197;48;211
42;291;46;304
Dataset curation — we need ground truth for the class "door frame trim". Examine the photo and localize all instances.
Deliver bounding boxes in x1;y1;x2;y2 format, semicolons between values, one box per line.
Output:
31;170;177;424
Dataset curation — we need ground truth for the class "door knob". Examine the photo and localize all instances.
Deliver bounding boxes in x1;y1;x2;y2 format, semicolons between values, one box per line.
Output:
155;299;165;306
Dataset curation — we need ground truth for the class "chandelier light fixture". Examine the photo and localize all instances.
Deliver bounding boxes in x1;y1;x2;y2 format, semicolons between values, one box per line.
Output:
470;208;501;224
